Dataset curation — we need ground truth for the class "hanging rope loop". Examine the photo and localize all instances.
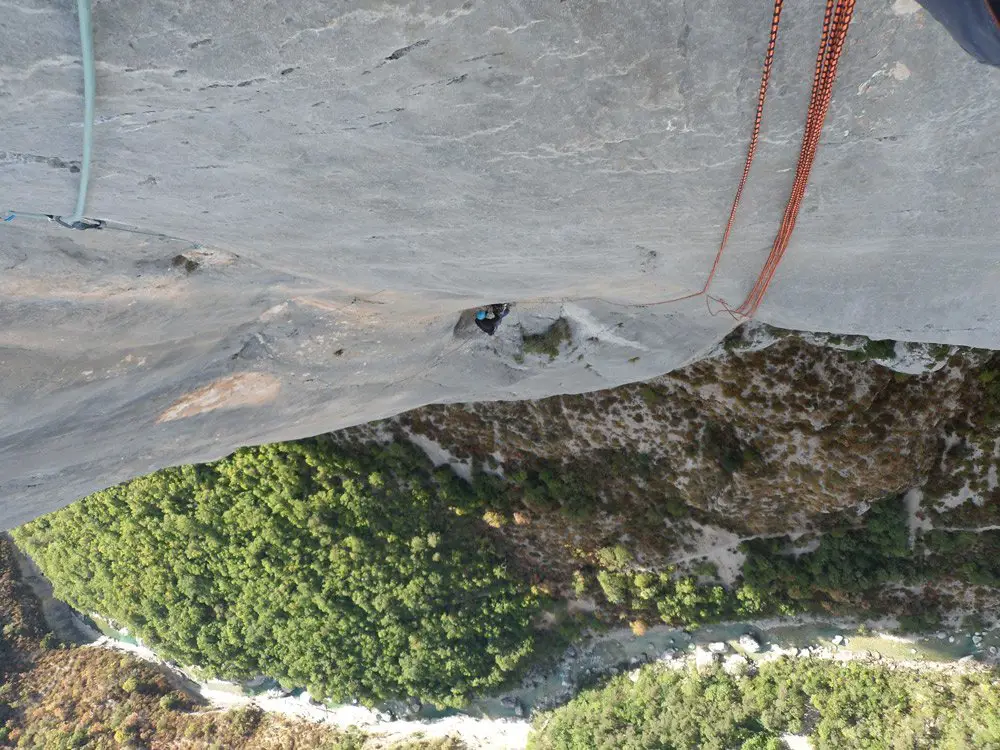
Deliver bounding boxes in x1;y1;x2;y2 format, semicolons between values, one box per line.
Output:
641;0;856;319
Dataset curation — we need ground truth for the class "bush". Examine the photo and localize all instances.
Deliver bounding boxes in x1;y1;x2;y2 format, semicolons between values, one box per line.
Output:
595;545;632;571
863;339;897;361
228;705;263;737
701;422;745;474
596;571;628;605
159;693;183;710
482;510;507;528
843;338;897;363
522;319;572;360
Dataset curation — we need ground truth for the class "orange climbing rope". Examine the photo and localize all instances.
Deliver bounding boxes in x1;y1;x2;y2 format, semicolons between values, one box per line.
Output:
703;0;786;303
642;0;785;310
731;0;857;317
643;0;856;318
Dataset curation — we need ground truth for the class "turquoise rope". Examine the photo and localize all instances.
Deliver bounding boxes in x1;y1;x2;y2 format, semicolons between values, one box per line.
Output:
2;211;52;221
67;0;96;224
5;0;96;228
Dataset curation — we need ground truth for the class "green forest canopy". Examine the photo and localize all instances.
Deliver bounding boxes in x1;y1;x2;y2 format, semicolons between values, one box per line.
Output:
528;659;1000;750
13;438;540;707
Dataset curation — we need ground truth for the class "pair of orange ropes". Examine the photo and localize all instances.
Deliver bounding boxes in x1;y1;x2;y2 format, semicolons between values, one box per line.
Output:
649;0;856;318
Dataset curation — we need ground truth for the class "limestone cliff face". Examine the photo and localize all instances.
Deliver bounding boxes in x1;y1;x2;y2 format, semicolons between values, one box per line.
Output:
2;0;999;526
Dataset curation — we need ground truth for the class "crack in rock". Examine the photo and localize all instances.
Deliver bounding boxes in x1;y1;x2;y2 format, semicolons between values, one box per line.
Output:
0;151;80;173
386;39;430;61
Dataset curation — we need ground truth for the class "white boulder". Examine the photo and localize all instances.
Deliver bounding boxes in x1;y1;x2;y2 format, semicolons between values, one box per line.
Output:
722;654;751;676
739;634;761;653
694;648;719;669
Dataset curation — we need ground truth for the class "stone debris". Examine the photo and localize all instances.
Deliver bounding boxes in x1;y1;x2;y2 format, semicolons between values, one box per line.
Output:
739;634;762;653
695;648;719;669
722;654;751;676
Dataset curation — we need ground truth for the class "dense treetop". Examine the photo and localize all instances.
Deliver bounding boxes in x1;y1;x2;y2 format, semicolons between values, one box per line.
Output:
529;659;1000;750
14;438;539;707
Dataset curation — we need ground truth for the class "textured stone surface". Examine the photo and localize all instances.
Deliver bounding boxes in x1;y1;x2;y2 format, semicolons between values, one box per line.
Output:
1;0;999;526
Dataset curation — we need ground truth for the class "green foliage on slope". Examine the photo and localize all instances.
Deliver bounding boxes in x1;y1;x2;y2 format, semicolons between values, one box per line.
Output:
570;497;919;626
528;659;1000;750
0;536;466;749
736;496;914;615
922;528;1000;587
522;318;572;360
13;438;539;707
584;545;729;628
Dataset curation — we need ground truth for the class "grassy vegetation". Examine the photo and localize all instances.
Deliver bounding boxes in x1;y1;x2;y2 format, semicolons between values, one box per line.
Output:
522;318;572;360
13;439;541;708
528;659;1000;750
400;326;975;567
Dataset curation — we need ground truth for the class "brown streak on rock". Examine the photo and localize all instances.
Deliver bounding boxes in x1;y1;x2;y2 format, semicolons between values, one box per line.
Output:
156;373;280;423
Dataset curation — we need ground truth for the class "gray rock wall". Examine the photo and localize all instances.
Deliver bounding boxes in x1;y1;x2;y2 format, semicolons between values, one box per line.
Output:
1;0;998;527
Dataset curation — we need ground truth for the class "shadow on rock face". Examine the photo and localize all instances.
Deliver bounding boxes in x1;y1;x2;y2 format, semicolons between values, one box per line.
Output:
453;309;483;339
